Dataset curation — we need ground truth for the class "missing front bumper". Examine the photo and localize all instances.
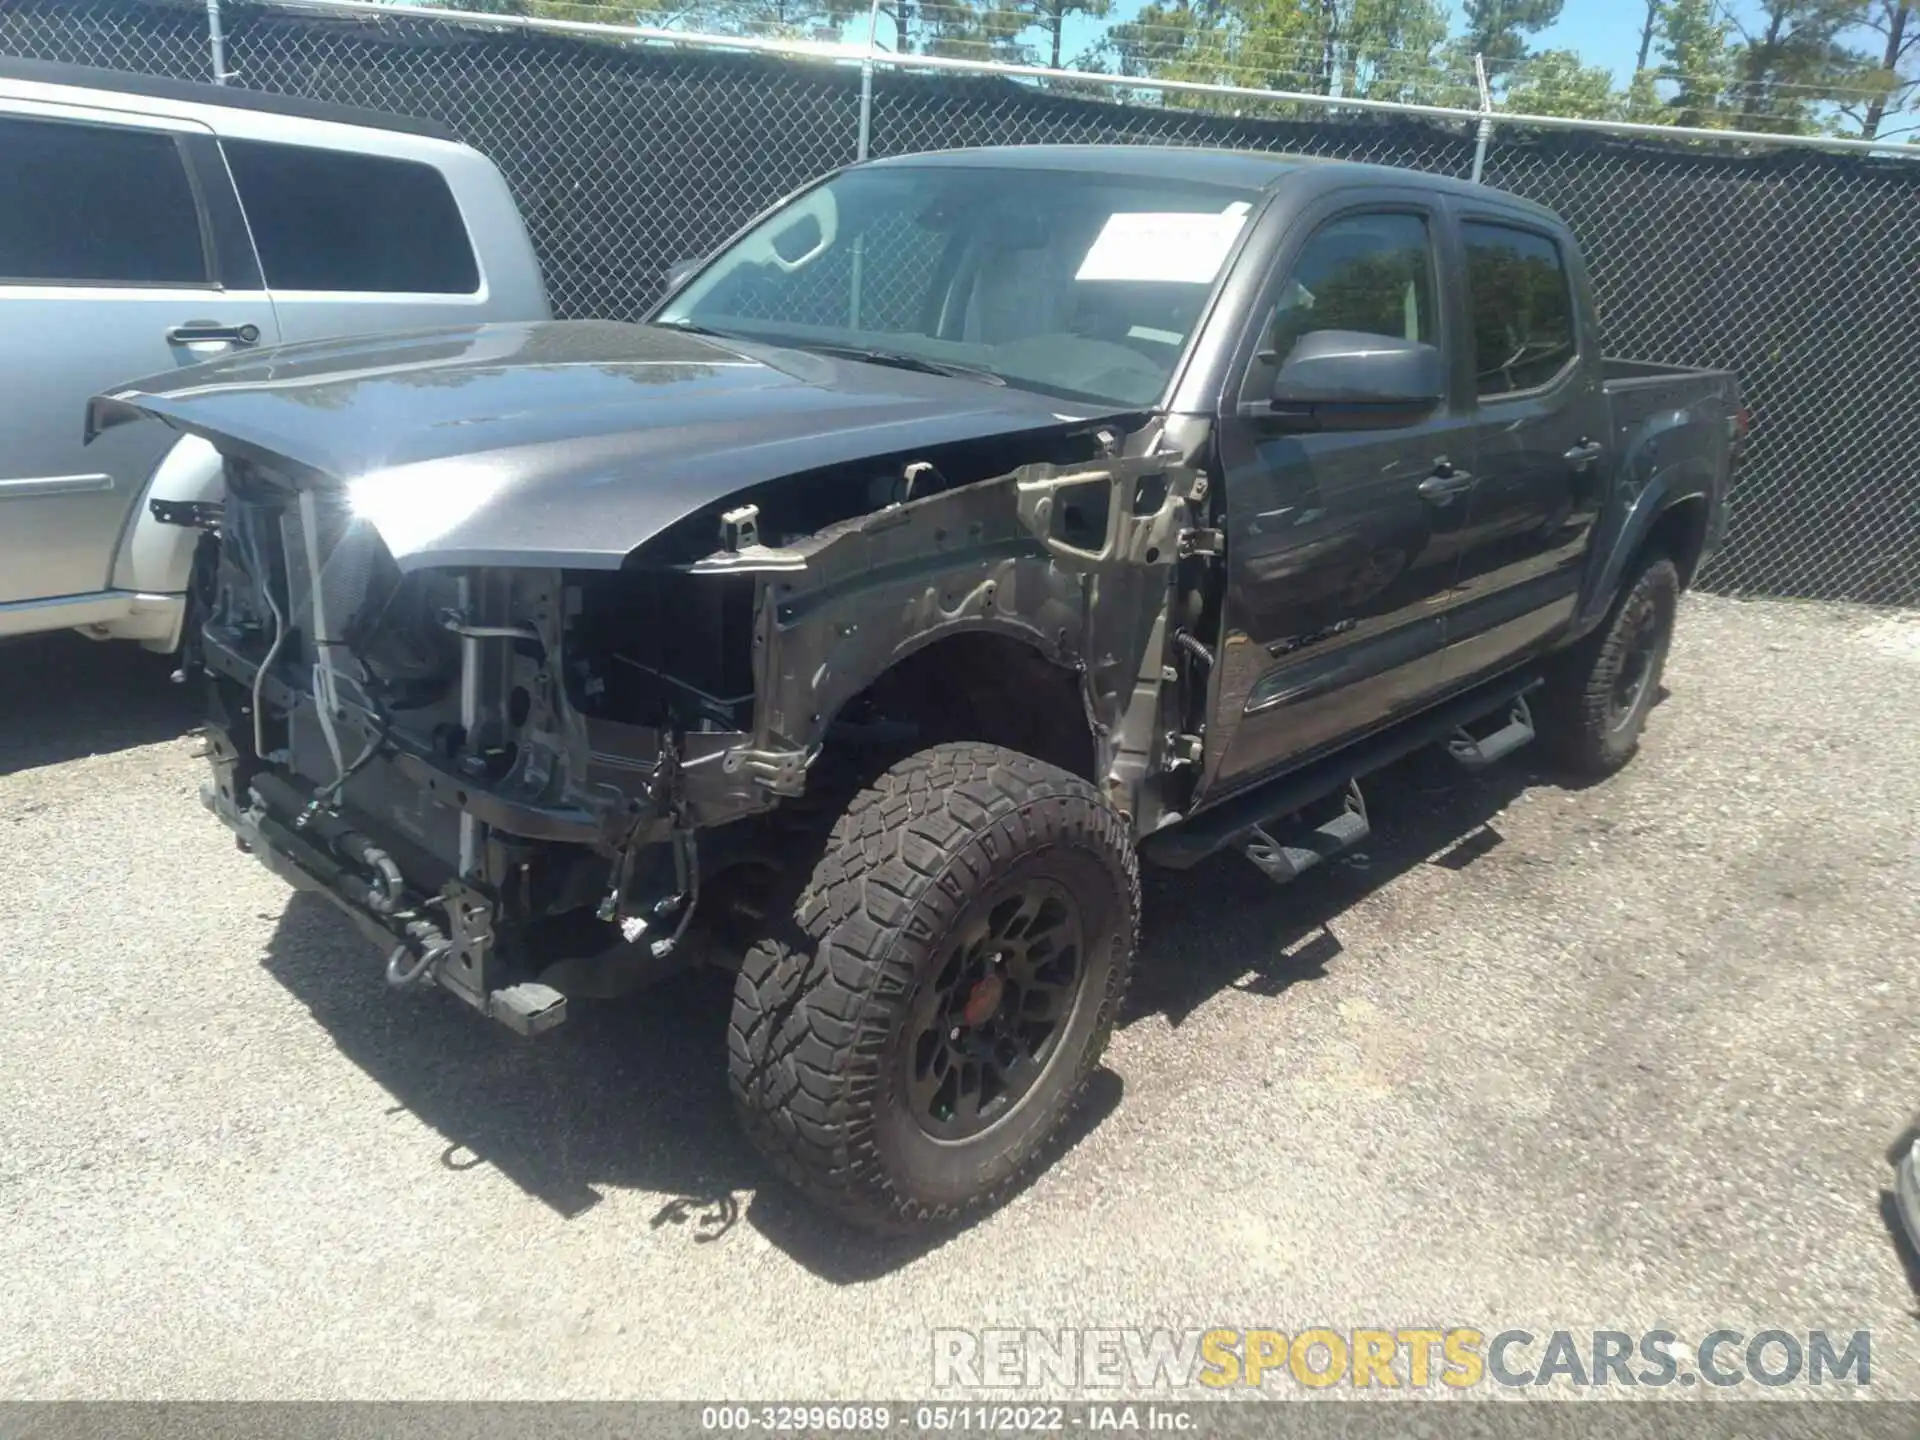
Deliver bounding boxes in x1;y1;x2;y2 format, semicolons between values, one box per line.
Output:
202;779;568;1037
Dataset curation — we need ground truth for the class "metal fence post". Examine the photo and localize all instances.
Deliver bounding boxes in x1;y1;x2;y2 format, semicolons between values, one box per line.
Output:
205;0;230;82
1470;52;1492;184
856;0;883;161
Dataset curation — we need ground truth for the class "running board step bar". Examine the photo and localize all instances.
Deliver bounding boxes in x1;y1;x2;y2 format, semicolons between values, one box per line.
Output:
1141;670;1544;872
1241;779;1369;886
1448;694;1536;771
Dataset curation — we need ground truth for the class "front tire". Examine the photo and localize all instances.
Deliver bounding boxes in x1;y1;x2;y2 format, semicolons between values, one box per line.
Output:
728;742;1139;1232
1539;554;1680;777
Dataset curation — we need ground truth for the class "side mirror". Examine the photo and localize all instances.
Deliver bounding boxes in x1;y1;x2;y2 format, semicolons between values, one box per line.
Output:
663;255;705;295
1267;330;1444;431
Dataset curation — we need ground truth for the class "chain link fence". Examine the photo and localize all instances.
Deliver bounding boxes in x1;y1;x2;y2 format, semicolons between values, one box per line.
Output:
5;0;1918;603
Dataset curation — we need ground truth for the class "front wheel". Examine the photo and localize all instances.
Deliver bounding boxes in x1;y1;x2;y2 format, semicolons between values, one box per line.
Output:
728;742;1139;1232
1538;554;1680;777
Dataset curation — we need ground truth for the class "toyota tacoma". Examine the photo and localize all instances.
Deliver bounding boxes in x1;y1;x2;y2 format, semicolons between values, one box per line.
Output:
90;146;1745;1232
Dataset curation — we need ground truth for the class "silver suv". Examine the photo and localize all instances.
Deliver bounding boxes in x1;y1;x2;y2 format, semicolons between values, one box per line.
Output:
0;58;549;653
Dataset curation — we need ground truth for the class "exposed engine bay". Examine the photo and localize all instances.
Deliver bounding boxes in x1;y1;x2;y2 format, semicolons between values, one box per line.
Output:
184;417;1212;1035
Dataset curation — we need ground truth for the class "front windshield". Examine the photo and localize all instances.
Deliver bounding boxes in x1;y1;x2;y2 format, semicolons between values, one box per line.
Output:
656;163;1263;408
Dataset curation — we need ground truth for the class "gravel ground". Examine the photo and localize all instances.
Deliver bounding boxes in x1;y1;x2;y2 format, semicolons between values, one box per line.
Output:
2;594;1917;1403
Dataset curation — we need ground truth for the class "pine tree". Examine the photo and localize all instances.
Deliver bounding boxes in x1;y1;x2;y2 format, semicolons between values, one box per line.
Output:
1505;47;1617;117
1729;0;1875;134
1460;0;1565;77
1662;0;1738;127
1853;0;1917;137
1634;0;1662;71
1022;0;1114;69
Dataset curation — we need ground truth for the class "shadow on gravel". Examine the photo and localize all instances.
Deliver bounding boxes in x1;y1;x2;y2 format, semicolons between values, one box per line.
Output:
259;746;1535;1281
1126;748;1533;1028
1;632;197;775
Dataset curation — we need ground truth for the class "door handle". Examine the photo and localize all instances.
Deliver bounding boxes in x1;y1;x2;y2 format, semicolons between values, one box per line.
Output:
1417;467;1474;503
167;320;261;346
1564;440;1604;467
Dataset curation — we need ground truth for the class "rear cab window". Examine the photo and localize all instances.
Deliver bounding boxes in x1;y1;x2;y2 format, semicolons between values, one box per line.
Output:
221;139;478;294
1462;220;1578;397
0;114;209;286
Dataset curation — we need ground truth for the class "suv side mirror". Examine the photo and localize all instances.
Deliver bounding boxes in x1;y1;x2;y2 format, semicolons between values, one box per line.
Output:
1266;330;1444;431
663;255;704;294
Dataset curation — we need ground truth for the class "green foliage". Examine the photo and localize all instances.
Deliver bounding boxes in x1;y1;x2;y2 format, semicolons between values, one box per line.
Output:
1022;0;1115;69
873;0;1028;59
1727;0;1878;134
1662;0;1742;127
425;0;861;36
1504;46;1619;117
1461;0;1565;75
429;0;1920;144
1851;1;1919;139
1622;66;1673;123
1104;0;1449;104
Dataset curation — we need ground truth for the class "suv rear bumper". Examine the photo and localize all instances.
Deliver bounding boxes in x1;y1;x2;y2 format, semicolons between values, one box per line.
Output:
0;589;183;649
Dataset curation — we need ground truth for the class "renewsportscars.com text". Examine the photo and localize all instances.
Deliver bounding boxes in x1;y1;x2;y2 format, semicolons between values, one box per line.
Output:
932;1327;1871;1391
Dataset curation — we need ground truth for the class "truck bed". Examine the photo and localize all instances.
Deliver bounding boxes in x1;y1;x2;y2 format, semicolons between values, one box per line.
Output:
1600;356;1731;389
1602;355;1742;454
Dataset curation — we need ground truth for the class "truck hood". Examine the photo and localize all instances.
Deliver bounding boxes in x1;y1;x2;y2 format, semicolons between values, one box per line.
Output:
90;320;1116;571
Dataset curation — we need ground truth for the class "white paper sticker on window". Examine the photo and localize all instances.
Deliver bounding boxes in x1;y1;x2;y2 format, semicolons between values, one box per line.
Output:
1075;210;1248;285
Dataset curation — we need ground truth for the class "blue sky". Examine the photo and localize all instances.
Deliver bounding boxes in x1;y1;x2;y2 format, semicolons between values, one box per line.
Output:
1533;1;1654;82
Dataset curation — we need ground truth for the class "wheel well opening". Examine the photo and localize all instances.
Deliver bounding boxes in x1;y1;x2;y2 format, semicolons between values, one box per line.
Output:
826;632;1097;783
1645;498;1710;589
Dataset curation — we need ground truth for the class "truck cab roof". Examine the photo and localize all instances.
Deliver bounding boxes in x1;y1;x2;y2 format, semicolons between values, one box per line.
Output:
864;143;1564;225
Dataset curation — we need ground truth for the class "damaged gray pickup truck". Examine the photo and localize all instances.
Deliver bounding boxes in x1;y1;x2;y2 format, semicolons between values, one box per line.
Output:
92;146;1744;1231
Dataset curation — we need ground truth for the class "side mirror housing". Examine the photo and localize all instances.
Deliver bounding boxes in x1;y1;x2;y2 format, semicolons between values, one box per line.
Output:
663;255;705;295
1266;330;1444;432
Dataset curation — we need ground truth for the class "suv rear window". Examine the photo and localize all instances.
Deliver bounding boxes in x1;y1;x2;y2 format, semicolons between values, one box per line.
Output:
0;116;207;286
223;140;479;294
1462;221;1577;396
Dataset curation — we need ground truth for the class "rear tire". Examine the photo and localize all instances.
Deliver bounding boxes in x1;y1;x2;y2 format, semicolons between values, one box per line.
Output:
728;741;1138;1232
1539;554;1680;777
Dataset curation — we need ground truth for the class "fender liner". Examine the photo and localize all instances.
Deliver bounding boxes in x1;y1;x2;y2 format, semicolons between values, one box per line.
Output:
109;434;223;597
1573;456;1718;636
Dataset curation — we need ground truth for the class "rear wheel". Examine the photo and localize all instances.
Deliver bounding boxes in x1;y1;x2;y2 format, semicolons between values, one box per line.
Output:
728;741;1138;1232
1539;554;1680;777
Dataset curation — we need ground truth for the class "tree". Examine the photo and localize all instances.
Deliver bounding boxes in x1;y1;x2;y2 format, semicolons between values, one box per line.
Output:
866;0;1029;59
1460;0;1565;78
1661;0;1740;127
1622;64;1671;123
1105;0;1446;101
1104;0;1210;79
1023;0;1114;69
419;0;834;30
1727;0;1876;134
1617;0;1676;124
1504;47;1618;117
1334;0;1450;100
1849;0;1919;137
1634;0;1662;72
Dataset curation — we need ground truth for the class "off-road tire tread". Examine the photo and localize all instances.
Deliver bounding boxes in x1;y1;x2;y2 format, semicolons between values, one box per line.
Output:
1539;554;1680;777
728;741;1139;1232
